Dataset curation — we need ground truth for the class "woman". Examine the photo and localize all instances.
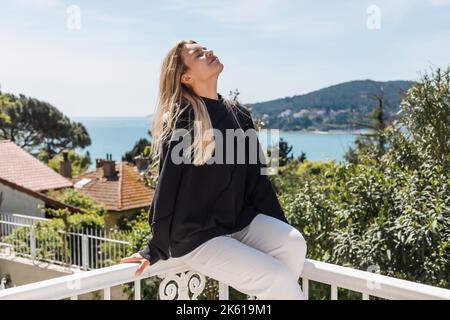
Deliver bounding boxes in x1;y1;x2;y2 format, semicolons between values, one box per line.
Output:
120;39;307;300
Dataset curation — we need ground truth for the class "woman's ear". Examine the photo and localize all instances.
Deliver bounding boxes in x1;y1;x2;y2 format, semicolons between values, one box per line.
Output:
181;73;191;85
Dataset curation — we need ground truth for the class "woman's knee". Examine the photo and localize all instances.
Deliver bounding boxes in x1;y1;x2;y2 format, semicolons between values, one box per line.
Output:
287;228;307;258
285;228;307;276
260;263;305;300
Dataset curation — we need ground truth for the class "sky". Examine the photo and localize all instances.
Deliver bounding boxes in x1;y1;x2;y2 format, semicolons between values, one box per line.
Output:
0;0;449;117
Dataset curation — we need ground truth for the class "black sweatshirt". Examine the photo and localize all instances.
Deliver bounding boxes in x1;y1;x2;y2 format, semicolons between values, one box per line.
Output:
139;93;288;265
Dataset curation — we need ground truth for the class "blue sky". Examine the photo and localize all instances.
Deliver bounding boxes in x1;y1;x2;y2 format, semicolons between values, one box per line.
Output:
1;0;449;117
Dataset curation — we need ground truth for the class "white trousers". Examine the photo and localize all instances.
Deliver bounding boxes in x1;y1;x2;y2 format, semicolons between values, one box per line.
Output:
174;213;308;300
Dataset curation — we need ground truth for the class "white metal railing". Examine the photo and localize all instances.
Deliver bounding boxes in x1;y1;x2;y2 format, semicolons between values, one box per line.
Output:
0;258;449;300
0;213;131;270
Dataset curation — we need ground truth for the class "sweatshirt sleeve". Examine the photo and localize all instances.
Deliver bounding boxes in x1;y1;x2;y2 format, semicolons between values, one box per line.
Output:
237;105;289;224
138;105;194;265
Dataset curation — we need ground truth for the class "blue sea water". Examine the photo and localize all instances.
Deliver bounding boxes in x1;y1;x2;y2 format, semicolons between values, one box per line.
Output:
73;116;359;170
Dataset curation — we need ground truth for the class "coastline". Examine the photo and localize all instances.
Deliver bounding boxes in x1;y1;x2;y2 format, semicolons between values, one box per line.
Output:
279;128;374;135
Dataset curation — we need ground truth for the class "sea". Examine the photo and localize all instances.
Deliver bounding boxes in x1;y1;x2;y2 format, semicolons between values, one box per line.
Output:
73;116;364;170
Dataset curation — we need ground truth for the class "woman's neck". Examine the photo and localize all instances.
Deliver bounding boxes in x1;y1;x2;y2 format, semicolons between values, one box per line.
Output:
193;81;219;100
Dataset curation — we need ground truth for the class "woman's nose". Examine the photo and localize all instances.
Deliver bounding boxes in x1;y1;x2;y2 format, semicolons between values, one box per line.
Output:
206;49;214;57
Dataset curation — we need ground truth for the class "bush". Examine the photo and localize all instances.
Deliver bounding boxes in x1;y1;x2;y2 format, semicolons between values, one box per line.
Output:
45;188;108;217
278;67;450;298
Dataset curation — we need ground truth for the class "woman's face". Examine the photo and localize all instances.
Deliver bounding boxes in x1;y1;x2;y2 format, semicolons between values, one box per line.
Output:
181;43;224;85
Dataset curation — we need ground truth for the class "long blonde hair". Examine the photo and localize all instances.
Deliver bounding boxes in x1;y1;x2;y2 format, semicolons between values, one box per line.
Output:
150;39;241;166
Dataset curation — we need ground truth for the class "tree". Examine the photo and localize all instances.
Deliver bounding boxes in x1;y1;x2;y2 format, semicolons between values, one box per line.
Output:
122;130;159;190
0;92;91;157
228;88;265;130
122;136;151;164
344;87;392;163
296;151;307;163
0;88;12;124
278;66;450;296
275;138;294;167
398;66;450;165
45;149;92;177
45;188;107;216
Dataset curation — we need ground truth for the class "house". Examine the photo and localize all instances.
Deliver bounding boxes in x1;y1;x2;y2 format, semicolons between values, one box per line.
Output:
293;109;310;118
0;140;80;218
278;109;292;118
72;157;154;232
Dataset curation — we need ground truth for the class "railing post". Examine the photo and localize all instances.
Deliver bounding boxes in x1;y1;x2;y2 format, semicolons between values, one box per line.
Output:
134;279;141;300
82;234;88;271
218;282;229;300
103;287;111;300
302;277;309;300
30;226;36;260
331;284;338;300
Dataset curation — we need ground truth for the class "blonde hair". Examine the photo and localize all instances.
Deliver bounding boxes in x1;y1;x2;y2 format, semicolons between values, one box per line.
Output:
150;39;241;166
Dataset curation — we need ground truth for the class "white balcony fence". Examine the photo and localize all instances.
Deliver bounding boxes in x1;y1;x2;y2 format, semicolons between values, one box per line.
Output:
0;257;449;300
0;212;131;270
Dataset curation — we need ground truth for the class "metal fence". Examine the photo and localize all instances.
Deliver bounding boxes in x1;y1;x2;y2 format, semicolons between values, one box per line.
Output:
0;212;131;270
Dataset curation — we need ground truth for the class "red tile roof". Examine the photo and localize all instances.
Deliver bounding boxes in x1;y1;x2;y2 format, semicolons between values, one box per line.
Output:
72;162;153;212
0;139;73;192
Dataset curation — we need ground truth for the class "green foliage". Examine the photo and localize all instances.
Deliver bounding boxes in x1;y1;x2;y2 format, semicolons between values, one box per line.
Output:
45;188;108;217
122;137;151;165
45;149;92;177
398;67;450;164
277;67;450;296
67;212;105;229
296;151;307;163
2;205;106;267
344;89;389;164
293;159;338;176
269;137;294;167
138;144;159;190
0;92;91;157
0;273;12;289
0;92;13;123
3;218;66;263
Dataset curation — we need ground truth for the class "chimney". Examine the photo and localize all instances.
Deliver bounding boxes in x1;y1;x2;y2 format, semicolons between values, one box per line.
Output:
99;153;117;179
59;150;72;178
95;158;105;169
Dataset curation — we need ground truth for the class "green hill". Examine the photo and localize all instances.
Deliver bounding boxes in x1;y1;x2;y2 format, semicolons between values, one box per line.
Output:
246;80;414;131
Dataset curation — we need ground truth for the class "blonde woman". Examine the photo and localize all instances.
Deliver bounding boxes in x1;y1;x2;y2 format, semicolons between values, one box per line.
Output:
121;40;307;300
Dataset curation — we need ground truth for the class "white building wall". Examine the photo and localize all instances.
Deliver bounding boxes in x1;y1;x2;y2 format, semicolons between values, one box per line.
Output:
0;182;45;217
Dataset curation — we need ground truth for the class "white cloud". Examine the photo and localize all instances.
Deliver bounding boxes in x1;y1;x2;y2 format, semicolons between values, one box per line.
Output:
199;0;282;22
429;0;450;6
15;0;60;8
166;0;348;40
167;0;285;22
90;13;145;26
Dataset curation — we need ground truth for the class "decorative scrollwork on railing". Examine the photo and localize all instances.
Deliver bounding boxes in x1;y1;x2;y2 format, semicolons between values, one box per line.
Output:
158;270;206;300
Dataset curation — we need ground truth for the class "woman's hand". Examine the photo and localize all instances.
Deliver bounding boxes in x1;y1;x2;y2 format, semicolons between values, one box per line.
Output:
120;252;150;277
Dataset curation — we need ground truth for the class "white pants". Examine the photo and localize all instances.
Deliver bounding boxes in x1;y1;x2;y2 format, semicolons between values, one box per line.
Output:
174;213;308;300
